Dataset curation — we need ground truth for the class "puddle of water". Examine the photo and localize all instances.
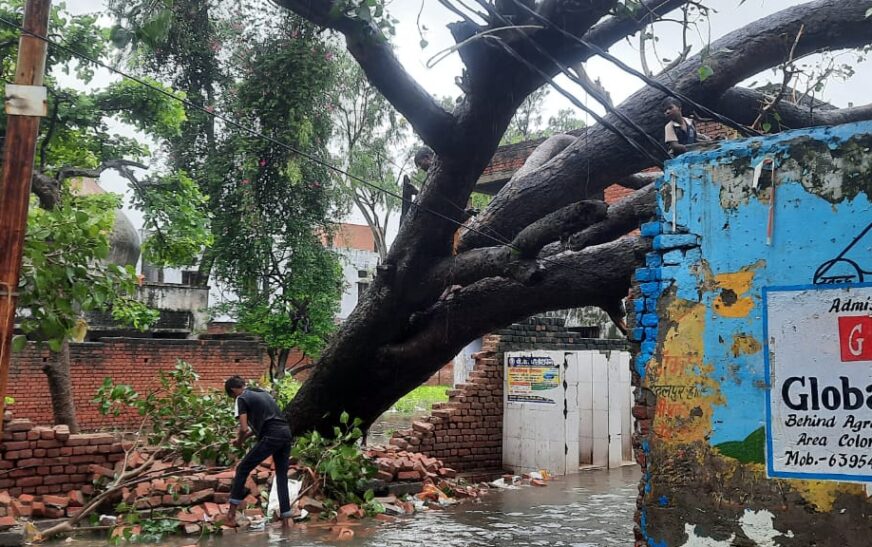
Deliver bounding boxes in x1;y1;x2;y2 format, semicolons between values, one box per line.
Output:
54;466;641;547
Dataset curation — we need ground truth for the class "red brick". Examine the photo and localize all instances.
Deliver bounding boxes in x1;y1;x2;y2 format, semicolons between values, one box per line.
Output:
68;490;84;507
42;495;68;508
0;516;15;531
397;471;421;481
16;476;42;487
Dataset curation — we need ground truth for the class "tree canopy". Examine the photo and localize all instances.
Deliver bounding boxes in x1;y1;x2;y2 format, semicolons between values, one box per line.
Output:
110;1;346;376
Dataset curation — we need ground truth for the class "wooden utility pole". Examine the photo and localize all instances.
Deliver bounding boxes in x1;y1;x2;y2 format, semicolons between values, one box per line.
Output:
0;0;51;433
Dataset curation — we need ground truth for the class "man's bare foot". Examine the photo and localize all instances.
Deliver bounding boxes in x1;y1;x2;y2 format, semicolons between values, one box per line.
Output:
281;517;293;530
223;507;239;527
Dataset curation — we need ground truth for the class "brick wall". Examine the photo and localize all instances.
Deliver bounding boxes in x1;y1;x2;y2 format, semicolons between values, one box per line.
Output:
0;414;123;499
422;361;453;386
390;334;503;473
391;316;628;473
8;338;271;430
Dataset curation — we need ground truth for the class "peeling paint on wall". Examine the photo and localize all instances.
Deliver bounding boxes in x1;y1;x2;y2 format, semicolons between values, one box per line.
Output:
632;122;872;546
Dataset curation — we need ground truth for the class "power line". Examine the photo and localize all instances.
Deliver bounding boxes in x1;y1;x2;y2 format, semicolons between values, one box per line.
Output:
0;15;602;277
505;0;761;137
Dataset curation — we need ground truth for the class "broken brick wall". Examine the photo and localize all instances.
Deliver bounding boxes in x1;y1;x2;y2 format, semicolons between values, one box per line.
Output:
7;338;271;430
0;414;124;501
631;122;872;546
390;316;627;474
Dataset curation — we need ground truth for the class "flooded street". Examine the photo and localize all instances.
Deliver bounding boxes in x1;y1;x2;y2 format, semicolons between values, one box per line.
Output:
117;466;640;547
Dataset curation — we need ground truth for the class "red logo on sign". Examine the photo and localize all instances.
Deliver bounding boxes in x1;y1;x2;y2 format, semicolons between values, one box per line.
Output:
839;316;872;362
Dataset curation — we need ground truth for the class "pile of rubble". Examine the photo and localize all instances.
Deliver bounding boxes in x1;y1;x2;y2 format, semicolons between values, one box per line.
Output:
365;445;457;482
0;438;552;544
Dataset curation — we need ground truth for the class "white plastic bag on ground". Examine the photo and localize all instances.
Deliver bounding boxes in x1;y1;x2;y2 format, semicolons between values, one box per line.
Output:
267;476;303;519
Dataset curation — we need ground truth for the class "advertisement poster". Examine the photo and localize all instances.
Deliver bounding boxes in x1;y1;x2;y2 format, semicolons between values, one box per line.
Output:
764;284;872;482
506;354;560;405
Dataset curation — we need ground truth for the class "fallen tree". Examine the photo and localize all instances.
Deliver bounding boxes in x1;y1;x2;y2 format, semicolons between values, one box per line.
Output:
272;0;872;435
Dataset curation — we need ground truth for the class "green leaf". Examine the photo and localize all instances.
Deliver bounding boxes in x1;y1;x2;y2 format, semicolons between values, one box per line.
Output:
762;121;772;133
866;7;872;18
697;64;714;82
11;335;27;352
339;411;349;425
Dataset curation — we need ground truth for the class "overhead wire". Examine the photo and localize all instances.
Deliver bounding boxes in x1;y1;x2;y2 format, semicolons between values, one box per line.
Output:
505;0;761;137
0;15;599;276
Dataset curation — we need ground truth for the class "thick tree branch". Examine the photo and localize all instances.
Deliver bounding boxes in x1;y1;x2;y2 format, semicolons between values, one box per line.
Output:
718;87;872;129
30;160;148;210
32;172;60;209
541;183;657;256
273;0;457;154
514;199;607;257
461;0;872;252
419;199;607;297
384;236;649;366
57;159;148;184
617;171;661;190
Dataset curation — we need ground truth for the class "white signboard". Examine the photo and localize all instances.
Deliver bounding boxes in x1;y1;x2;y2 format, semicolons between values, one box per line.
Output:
506;354;561;405
764;284;872;483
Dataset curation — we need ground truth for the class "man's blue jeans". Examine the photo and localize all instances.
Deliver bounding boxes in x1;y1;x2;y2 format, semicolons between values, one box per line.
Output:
229;426;293;518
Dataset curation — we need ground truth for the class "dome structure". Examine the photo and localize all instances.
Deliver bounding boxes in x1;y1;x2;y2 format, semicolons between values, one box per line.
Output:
69;177;141;267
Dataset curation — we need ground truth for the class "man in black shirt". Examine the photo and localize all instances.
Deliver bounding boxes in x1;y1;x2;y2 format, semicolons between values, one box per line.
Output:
224;376;293;528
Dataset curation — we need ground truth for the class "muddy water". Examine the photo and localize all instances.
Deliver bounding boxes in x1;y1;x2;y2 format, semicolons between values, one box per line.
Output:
63;466;640;547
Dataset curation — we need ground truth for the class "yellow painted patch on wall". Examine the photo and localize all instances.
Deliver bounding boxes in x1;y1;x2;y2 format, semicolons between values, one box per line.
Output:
790;480;867;513
712;270;756;318
730;333;762;357
648;298;724;443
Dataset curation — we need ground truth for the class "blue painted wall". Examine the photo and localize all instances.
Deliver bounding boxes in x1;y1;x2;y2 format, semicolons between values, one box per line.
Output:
633;121;872;545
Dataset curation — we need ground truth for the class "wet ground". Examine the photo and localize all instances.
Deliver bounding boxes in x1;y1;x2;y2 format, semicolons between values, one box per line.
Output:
84;466;640;547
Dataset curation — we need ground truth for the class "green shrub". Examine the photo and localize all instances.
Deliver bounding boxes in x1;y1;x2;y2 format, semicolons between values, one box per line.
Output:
291;411;378;507
94;360;243;466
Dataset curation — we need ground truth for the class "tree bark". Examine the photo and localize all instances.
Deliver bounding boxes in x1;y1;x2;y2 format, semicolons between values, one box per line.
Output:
42;340;79;433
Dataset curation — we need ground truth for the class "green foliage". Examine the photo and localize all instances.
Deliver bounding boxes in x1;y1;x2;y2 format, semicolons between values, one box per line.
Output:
108;515;181;544
111;299;161;332
292;413;377;505
112;2;345;363
0;1;203;358
469;192;493;212
17;192;155;351
273;375;304;409
390;385;450;414
329;0;399;37
94;360;244;466
132;170;213;268
94;78;187;142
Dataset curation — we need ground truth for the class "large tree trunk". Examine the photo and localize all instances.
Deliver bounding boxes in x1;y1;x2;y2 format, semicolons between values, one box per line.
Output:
275;0;872;436
42;340;79;433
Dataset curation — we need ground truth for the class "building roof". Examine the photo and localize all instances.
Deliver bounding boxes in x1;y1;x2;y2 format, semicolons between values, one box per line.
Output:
327;223;376;252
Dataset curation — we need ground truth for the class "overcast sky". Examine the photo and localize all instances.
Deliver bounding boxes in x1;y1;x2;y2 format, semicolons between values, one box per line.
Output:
61;0;872;237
